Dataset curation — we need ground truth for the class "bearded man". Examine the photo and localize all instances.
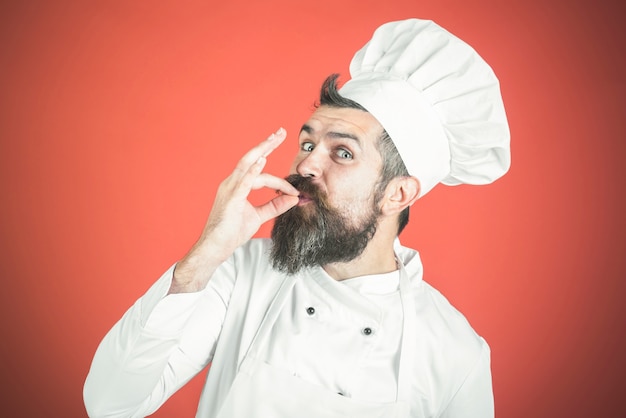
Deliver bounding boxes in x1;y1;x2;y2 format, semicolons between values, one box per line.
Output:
85;19;510;418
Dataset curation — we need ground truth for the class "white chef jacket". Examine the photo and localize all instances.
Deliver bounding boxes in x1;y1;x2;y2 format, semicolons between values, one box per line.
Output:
84;239;493;417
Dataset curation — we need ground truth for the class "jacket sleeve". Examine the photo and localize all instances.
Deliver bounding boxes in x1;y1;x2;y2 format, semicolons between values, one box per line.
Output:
83;263;235;418
439;338;494;418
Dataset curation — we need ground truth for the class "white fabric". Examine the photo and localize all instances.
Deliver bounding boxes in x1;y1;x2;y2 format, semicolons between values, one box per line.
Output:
214;263;413;418
84;239;494;417
263;269;404;402
339;19;511;197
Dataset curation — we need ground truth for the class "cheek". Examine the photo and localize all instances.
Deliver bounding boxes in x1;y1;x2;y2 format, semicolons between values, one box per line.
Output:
328;176;379;215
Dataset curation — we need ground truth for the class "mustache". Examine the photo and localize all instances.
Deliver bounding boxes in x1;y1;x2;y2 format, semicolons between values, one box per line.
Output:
284;175;327;203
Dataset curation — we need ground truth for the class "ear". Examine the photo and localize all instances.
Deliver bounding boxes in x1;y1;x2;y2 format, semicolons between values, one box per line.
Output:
380;176;421;216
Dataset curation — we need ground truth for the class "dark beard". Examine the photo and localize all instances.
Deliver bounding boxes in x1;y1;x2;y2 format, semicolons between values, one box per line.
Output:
270;175;380;275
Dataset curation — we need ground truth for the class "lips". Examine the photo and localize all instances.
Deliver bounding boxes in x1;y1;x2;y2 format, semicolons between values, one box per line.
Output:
285;175;321;207
297;193;314;206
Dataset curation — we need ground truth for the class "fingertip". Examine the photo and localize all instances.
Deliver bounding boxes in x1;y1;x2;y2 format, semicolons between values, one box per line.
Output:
281;185;299;196
286;194;300;205
275;194;300;213
267;127;286;142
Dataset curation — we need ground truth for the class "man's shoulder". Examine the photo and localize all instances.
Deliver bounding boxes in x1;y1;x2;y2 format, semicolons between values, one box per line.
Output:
396;241;484;349
410;281;491;402
411;279;487;368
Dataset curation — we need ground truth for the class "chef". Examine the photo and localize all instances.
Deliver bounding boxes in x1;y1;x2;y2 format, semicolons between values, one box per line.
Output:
84;18;510;418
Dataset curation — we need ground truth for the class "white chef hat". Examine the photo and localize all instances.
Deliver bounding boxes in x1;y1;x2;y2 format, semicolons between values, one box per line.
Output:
339;18;511;197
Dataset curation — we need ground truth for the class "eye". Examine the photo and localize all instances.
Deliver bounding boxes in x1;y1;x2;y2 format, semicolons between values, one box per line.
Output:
335;148;353;160
301;142;315;152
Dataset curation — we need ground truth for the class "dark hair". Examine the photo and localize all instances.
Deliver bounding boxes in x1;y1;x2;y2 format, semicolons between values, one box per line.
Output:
318;74;410;235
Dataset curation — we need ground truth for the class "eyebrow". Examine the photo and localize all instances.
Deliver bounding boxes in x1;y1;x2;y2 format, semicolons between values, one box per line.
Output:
300;124;362;144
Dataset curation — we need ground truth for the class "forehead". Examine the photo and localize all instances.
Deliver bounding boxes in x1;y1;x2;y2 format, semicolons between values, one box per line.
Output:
300;106;384;144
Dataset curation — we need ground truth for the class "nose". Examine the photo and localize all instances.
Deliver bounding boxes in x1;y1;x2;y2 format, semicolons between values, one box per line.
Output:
294;148;323;178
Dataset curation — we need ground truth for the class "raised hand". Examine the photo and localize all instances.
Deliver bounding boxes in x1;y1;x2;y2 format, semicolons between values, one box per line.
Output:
170;128;299;294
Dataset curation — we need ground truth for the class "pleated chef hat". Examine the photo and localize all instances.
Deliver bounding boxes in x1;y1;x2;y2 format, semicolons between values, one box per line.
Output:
339;19;511;197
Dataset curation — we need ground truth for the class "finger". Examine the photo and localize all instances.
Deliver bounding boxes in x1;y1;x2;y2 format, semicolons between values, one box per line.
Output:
252;173;299;196
256;194;300;224
230;155;267;199
233;128;288;177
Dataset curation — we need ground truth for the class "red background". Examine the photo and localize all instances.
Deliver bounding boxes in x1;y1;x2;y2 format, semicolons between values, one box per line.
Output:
1;0;624;416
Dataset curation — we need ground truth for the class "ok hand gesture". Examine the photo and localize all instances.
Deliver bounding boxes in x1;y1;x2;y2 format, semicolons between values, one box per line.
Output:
170;128;299;293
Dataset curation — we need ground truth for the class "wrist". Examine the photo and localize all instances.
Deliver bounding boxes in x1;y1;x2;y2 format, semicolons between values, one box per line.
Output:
169;238;231;294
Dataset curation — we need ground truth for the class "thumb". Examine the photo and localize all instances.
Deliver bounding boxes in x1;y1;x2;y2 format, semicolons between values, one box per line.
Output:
256;194;299;224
